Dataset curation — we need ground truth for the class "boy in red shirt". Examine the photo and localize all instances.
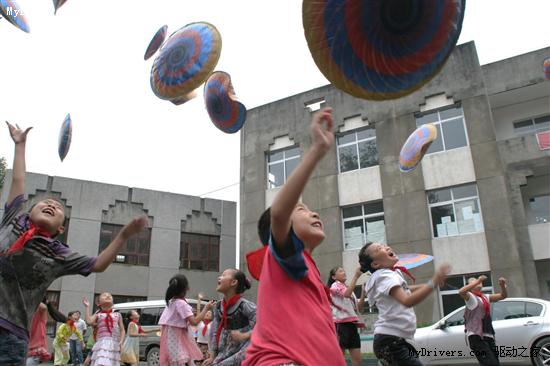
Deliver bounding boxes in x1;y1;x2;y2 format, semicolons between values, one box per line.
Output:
244;108;345;366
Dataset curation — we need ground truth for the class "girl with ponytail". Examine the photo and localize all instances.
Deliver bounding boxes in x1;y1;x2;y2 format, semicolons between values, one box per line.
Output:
158;274;214;366
202;269;256;366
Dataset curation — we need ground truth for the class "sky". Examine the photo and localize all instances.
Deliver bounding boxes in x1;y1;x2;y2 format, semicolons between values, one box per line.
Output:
1;0;549;206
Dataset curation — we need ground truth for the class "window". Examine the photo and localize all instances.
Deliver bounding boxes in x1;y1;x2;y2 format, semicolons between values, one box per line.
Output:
267;146;300;189
492;301;537;321
427;183;484;238
99;224;151;266
439;272;493;316
415;105;468;155
513;114;550;135
180;232;220;271
342;201;385;250
445;308;465;327
337;127;378;173
529;195;550;224
139;307;163;326
45;291;60;336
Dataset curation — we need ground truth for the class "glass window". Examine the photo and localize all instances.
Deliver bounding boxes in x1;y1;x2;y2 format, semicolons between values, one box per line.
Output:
492;301;528;321
140;307;162;326
267;146;301;189
337;127;378;173
525;302;543;317
180;233;220;271
439;272;493;316
428;183;484;238
445;308;465;327
529;195;550;224
99;224;151;266
513;113;550;135
416;105;468;154
342;201;385;250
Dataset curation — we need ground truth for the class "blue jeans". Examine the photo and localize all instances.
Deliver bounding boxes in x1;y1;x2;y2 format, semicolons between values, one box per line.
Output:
69;339;83;365
0;327;28;366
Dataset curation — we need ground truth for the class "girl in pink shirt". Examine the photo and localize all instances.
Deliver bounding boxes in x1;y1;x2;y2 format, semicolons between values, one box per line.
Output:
159;274;214;366
327;266;366;366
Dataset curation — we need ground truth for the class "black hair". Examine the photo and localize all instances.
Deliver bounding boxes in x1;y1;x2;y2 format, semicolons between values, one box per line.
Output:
358;241;375;273
165;274;189;305
231;269;251;294
67;311;76;319
257;207;271;245
326;266;342;288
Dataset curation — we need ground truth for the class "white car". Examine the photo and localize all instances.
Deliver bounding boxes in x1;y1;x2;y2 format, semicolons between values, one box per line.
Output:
414;297;550;365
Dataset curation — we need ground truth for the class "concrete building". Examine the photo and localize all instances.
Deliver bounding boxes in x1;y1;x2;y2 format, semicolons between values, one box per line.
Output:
240;42;550;325
0;172;236;330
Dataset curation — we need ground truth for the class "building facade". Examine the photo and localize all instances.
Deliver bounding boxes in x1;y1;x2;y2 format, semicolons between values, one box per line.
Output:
240;42;550;324
0;172;236;325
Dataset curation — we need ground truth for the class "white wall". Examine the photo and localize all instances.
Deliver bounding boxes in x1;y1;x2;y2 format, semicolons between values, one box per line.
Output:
529;223;550;261
492;96;550;141
421;147;476;190
338;166;383;206
431;232;490;275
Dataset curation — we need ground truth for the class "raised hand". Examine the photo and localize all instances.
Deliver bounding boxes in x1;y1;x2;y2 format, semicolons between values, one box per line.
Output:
432;264;451;287
82;297;90;308
6;121;32;144
120;216;148;240
309;107;334;154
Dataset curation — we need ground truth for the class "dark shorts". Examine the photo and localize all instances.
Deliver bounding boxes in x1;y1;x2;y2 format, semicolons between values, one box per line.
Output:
468;335;500;366
336;322;361;349
373;334;423;366
0;327;28;366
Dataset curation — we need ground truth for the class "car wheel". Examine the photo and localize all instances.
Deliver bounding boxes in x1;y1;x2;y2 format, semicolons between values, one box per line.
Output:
146;346;160;366
532;336;550;366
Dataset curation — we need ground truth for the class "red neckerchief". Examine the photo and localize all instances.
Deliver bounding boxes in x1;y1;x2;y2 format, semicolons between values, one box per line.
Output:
130;320;143;334
246;246;267;281
472;289;490;316
101;308;114;334
67;319;76;332
1;223;51;256
216;295;241;345
202;319;211;337
392;265;416;283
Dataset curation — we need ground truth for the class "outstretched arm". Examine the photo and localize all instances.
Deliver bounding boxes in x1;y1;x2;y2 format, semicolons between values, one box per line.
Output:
271;108;334;253
458;275;486;301
82;297;97;326
391;264;451;308
187;301;215;326
343;267;362;298
489;277;507;302
92;216;148;272
5;122;32;203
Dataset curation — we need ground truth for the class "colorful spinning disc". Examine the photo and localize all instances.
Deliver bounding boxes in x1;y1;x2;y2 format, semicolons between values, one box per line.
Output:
150;22;222;101
0;0;29;33
52;0;68;14
58;113;72;161
204;71;247;134
544;57;550;81
303;0;466;100
144;25;168;61
396;253;433;270
399;124;437;172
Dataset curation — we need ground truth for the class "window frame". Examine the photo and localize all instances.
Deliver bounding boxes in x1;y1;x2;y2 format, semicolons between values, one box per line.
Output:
98;223;152;266
439;271;493;316
427;183;484;238
336;127;378;173
512;113;550;136
179;232;220;272
266;146;301;189
415;104;469;156
341;201;386;251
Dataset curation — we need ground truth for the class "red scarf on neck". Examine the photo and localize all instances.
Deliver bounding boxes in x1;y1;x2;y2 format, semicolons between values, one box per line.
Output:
67;319;76;332
130;320;143;334
94;308;114;340
2;223;51;256
392;265;416;283
472;289;490;316
216;295;241;345
202;319;211;337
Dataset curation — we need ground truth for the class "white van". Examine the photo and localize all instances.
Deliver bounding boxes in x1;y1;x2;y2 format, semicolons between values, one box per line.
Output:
113;298;208;366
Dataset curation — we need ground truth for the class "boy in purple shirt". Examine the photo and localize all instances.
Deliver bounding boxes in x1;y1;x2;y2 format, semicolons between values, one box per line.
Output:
0;122;148;365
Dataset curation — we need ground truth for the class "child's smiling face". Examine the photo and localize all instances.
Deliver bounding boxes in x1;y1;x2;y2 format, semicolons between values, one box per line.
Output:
366;243;399;270
29;199;66;236
99;292;113;308
290;203;325;248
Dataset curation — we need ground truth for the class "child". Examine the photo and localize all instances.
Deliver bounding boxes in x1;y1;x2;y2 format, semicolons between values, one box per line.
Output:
459;274;507;366
243;108;345;366
83;293;125;366
359;242;451;366
0;122;148;366
327;266;364;366
195;293;213;362
69;310;87;366
121;309;157;366
202;269;255;366
159;274;214;366
53;311;85;366
26;303;50;366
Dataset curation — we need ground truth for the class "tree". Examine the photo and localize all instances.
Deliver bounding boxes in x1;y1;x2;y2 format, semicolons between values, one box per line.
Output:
0;157;6;192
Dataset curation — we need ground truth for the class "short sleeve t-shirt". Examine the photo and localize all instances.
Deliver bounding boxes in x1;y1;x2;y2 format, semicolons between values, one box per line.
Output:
243;230;346;366
0;195;97;341
158;298;193;329
465;293;493;338
330;281;359;323
364;269;417;340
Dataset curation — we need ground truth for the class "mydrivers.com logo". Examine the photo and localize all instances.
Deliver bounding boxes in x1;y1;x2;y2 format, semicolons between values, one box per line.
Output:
3;6;24;18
